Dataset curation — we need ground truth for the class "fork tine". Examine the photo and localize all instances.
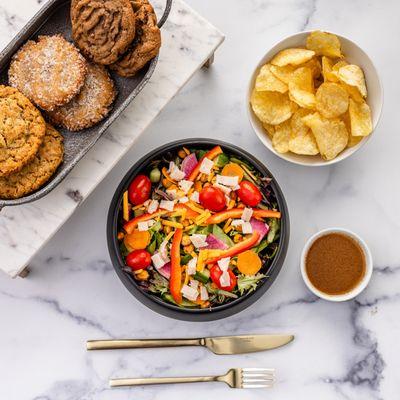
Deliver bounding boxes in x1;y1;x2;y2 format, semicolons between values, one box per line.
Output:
243;373;274;378
242;383;274;389
243;368;275;373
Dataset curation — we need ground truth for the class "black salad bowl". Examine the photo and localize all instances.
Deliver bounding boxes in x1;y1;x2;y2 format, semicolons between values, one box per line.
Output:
107;139;290;321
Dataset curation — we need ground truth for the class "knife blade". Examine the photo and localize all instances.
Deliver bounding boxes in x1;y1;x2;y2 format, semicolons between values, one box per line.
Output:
204;334;294;354
87;334;294;354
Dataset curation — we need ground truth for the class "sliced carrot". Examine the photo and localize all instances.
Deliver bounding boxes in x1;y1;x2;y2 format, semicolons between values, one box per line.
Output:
237;250;262;275
122;191;130;221
124;230;151;251
221;163;244;182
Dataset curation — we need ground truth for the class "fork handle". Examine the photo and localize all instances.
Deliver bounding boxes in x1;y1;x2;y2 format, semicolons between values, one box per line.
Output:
87;338;203;350
110;375;218;387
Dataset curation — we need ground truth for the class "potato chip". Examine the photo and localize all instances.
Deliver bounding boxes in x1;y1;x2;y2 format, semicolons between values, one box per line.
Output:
272;120;291;153
288;67;316;109
321;56;336;82
302;113;349;160
270;64;296;84
348;98;372;136
316;82;349;118
255;64;288;93
340;82;364;103
347;134;363;148
328;60;349;80
306;30;342;58
302;57;322;78
262;122;275;139
271;48;315;67
250;89;292;125
338;65;367;98
289;109;319;155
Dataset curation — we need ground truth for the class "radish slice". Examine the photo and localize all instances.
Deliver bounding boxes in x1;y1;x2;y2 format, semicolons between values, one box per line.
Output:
181;153;198;178
158;262;171;279
250;218;269;244
205;234;228;250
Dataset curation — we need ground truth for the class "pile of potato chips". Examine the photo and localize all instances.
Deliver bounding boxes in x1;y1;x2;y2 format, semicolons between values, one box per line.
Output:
251;31;373;160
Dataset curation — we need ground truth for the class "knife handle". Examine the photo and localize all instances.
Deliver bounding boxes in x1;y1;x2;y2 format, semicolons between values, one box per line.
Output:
87;338;204;350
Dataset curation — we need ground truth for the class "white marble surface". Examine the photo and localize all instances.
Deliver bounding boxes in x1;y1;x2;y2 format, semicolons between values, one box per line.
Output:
1;0;400;399
0;0;223;277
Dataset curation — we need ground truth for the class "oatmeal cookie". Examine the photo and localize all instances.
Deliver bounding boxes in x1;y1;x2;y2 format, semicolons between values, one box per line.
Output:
110;0;161;77
71;0;136;65
8;35;87;111
47;63;116;131
0;86;46;177
0;124;64;199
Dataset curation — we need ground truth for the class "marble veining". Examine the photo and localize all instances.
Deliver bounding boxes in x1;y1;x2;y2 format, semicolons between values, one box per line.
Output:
1;0;400;399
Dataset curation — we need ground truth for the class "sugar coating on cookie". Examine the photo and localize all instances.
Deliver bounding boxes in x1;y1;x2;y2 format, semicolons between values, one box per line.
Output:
0;85;46;177
8;35;87;111
0;124;64;199
110;0;161;77
47;63;116;131
71;0;136;65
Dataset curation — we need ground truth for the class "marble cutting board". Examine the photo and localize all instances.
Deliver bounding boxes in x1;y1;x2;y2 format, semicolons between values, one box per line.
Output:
0;0;224;278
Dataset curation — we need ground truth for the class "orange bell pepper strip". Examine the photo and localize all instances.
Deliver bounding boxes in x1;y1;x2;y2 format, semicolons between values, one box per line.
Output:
205;231;260;264
205;208;281;225
187;145;223;181
123;204;199;234
173;203;199;219
170;228;183;304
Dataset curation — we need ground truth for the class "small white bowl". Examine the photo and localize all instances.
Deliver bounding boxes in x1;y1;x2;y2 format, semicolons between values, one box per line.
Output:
247;31;383;166
300;228;373;301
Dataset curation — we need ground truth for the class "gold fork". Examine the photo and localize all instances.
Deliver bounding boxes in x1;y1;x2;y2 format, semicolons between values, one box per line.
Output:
110;368;275;389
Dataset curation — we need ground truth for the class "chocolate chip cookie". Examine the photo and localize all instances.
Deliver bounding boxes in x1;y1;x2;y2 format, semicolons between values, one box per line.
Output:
71;0;136;65
0;85;46;177
8;35;87;111
47;63;117;131
110;0;161;77
0;124;64;199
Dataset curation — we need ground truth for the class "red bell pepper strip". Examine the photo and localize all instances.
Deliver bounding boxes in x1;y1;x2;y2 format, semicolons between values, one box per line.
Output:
205;208;281;225
123;204;199;234
187;145;223;181
123;210;167;234
205;231;260;264
170;228;183;304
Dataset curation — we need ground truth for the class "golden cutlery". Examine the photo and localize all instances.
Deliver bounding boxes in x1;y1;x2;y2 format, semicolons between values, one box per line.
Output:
110;367;275;389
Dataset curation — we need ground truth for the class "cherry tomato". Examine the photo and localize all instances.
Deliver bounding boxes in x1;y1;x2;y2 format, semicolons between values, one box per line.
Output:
199;186;226;212
126;249;151;271
237;180;262;207
210;264;237;292
128;175;151;205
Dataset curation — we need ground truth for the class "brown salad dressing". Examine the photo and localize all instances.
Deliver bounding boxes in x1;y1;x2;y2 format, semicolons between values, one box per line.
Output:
305;233;366;295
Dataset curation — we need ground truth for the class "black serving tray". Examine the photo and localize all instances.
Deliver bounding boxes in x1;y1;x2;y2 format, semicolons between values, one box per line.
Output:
0;0;172;208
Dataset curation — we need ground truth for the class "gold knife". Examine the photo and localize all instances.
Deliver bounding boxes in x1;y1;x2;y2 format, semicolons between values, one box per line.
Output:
86;334;294;355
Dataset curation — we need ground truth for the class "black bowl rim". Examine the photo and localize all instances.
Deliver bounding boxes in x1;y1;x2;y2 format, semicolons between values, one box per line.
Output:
107;139;290;321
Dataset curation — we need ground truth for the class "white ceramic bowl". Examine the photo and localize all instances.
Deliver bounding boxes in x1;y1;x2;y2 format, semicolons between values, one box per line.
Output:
247;31;383;166
300;228;373;301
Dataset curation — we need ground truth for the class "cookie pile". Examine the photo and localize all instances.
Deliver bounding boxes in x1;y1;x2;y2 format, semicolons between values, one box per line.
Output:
0;85;64;199
1;0;161;199
71;0;161;77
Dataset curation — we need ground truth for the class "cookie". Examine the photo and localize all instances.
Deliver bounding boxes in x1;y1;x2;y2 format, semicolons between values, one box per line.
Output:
0;86;46;177
47;63;117;131
71;0;136;65
110;0;161;77
0;124;64;199
8;35;87;111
